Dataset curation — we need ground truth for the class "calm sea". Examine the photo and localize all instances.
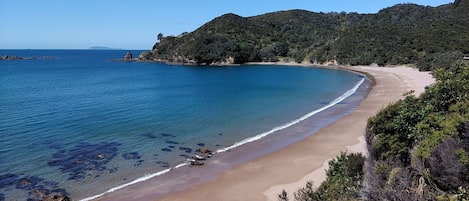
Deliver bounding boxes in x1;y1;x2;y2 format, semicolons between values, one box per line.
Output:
0;50;366;200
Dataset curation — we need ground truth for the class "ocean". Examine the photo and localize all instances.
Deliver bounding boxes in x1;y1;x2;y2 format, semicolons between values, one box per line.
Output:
0;50;368;200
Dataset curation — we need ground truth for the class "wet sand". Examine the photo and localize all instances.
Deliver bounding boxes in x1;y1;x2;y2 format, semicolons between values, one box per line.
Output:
98;65;434;201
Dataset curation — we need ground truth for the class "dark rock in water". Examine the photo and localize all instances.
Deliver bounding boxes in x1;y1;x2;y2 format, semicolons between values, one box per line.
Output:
121;153;143;166
218;133;223;136
216;144;221;147
27;185;51;201
47;142;120;181
28;187;71;201
168;145;175;149
155;161;170;168
134;160;144;167
67;173;85;181
1;174;70;201
42;181;59;188
15;176;43;190
166;140;179;145
179;154;190;158
124;52;133;61
0;55;53;61
179;147;192;153
122;152;141;160
0;173;19;188
161;148;172;152
0;55;23;60
160;133;176;138
197;143;205;147
141;133;157;139
109;167;118;173
51;188;68;196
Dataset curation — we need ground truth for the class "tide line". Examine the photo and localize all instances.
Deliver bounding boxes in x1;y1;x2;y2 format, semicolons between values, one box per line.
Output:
215;77;365;153
80;77;365;201
79;163;190;201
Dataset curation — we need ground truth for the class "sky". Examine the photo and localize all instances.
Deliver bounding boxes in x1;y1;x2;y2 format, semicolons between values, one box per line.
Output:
0;0;454;50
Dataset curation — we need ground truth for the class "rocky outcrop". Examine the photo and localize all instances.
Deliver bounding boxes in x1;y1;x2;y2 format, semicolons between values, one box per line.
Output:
0;55;53;60
138;51;153;60
1;55;23;60
124;52;133;61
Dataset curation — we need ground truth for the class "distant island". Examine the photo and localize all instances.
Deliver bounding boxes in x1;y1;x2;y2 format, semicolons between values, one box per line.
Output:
89;46;122;50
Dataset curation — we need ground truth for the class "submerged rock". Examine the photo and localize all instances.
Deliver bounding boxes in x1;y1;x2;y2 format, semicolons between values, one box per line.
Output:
122;152;144;167
160;133;176;138
28;189;70;201
0;173;19;188
0;174;70;201
141;133;157;139
47;142;120;180
179;147;192;153
166;140;179;145
122;152;141;160
15;176;43;190
155;161;170;168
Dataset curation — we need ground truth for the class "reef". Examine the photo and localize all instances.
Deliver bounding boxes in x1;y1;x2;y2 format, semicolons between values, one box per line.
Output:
47;142;120;180
0;174;70;201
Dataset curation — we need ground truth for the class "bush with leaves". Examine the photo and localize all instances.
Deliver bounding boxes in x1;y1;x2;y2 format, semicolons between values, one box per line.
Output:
365;61;469;200
279;152;365;201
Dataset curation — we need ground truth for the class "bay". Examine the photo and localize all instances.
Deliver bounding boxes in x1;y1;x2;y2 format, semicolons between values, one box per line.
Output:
0;50;364;200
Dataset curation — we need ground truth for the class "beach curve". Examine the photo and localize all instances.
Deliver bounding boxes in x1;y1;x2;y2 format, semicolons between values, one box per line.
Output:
98;65;434;201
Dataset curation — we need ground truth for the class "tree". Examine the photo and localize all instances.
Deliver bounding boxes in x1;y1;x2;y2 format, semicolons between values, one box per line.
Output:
157;33;164;42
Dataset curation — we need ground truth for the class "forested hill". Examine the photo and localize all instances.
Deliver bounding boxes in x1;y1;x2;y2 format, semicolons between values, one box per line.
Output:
146;0;468;68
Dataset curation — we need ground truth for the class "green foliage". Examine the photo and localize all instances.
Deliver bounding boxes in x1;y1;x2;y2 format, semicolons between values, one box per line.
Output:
422;62;469;112
456;148;469;165
150;1;468;65
278;189;289;201
280;153;365;201
366;61;469;199
367;94;429;163
417;51;464;71
294;181;320;201
456;187;469;201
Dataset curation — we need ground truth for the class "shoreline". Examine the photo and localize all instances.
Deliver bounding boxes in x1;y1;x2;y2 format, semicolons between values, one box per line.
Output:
97;64;434;201
93;63;369;201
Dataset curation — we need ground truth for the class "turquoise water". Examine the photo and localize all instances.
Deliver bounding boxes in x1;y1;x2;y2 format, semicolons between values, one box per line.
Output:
0;50;364;200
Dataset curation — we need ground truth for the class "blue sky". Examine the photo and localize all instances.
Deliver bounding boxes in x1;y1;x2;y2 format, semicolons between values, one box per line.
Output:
0;0;453;50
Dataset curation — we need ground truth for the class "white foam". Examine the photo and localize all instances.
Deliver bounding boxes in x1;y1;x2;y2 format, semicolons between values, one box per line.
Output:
216;77;365;153
80;77;365;201
80;162;190;201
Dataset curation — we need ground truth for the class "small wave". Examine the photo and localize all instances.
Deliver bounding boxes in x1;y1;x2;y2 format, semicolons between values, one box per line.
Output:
79;162;190;201
216;77;365;153
80;77;365;201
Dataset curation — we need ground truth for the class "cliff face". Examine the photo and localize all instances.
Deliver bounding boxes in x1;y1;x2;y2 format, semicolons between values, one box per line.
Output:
150;0;468;66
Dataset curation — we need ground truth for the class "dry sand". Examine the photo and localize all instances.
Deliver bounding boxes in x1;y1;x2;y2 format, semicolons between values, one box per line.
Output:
98;65;434;201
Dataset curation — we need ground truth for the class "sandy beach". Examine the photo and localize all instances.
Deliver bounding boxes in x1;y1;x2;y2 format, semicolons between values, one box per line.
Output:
98;65;434;201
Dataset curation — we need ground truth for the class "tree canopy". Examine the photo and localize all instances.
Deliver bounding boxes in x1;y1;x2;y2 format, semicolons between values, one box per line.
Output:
149;0;468;66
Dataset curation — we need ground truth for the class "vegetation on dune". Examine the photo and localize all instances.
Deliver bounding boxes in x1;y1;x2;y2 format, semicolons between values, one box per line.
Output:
278;152;365;201
148;0;468;66
279;60;469;200
150;0;469;198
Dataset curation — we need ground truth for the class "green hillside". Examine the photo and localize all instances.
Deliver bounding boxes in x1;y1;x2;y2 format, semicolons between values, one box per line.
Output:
148;0;468;67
